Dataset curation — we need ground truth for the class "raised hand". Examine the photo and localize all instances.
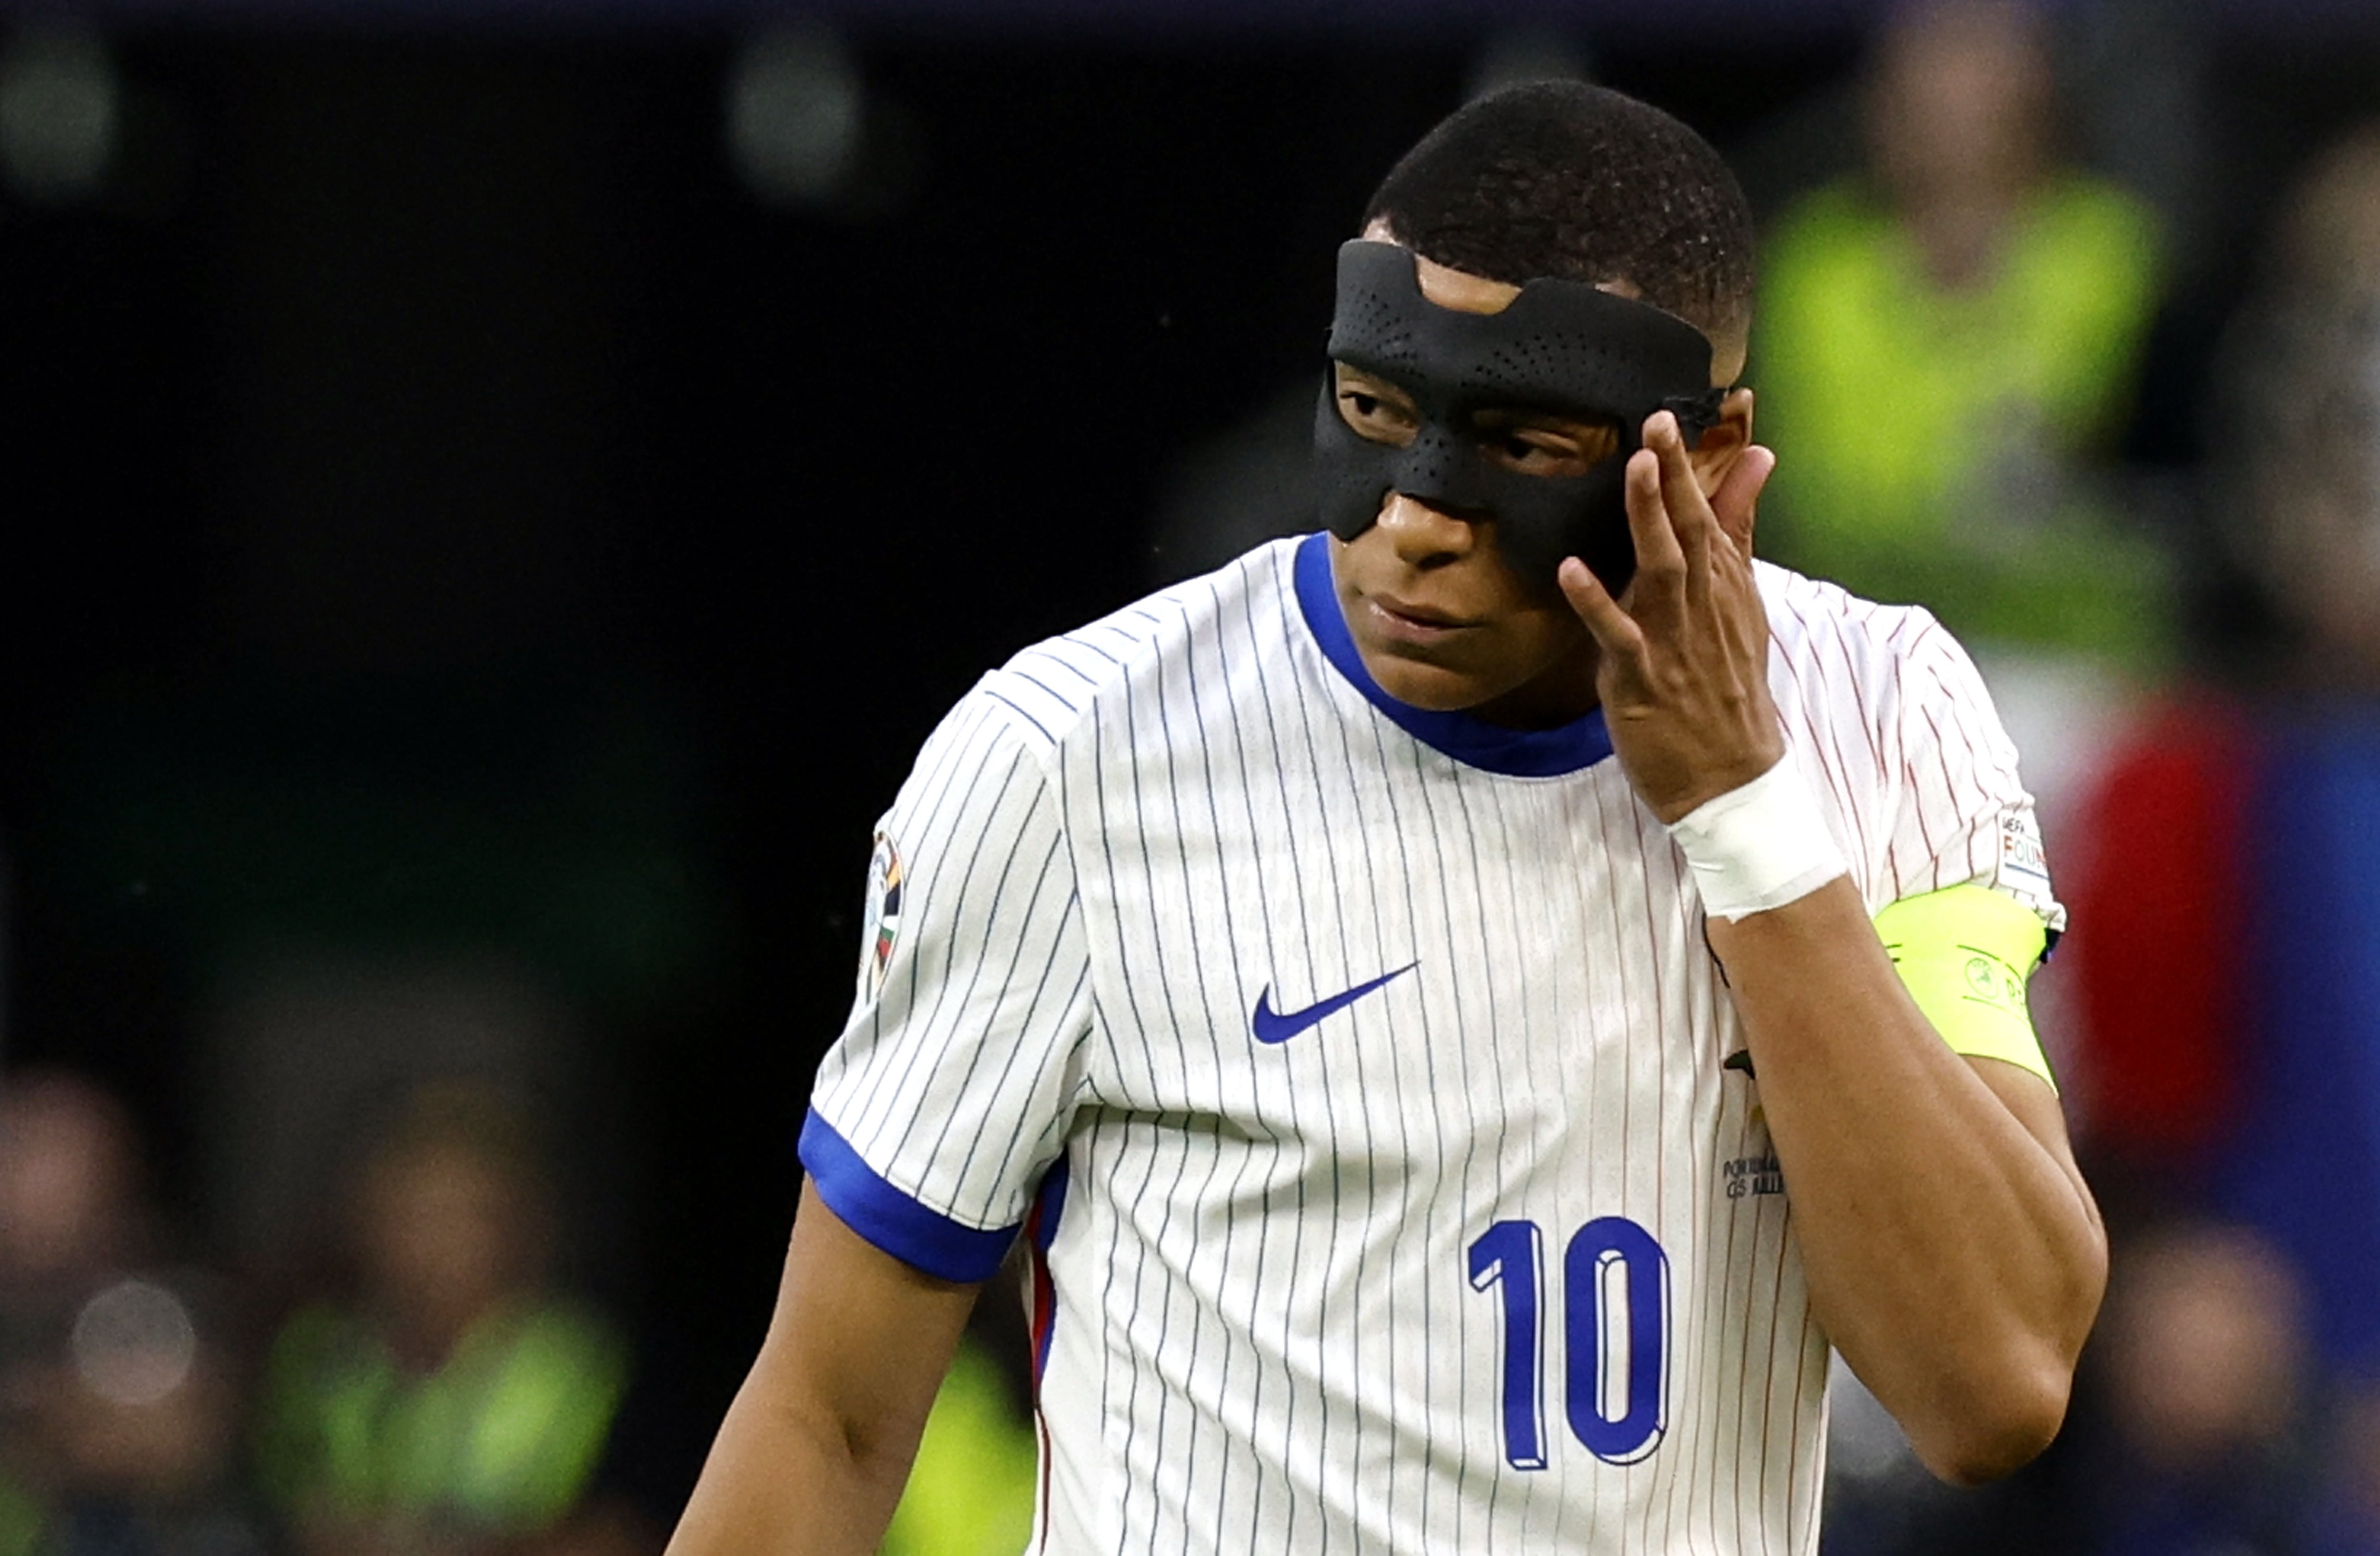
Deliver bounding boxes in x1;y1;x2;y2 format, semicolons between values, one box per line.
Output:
1557;410;1783;824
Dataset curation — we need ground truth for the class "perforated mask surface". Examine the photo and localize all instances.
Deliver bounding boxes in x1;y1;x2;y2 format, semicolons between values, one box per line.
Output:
1314;240;1726;591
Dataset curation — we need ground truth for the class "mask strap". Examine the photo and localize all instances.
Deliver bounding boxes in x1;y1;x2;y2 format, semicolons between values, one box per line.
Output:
1660;385;1730;440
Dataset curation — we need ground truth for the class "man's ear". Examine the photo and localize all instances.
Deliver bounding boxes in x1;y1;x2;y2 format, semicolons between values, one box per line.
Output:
1687;387;1756;498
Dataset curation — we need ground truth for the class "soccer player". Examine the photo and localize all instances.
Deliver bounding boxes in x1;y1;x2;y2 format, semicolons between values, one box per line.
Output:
668;82;2107;1554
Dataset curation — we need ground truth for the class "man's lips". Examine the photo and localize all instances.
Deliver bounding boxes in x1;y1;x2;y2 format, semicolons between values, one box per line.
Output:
1370;592;1468;627
1361;592;1478;645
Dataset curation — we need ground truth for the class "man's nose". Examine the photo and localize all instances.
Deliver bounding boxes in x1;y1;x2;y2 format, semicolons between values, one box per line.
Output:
1376;491;1479;567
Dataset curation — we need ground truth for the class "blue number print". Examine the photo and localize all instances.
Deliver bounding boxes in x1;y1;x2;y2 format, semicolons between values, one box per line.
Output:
1564;1217;1670;1464
1466;1220;1549;1470
1466;1216;1670;1468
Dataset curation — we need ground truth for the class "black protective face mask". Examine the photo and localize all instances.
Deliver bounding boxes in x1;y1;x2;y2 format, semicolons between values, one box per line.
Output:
1314;239;1728;593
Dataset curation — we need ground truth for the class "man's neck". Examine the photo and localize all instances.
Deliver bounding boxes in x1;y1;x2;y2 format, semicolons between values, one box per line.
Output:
1463;646;1603;731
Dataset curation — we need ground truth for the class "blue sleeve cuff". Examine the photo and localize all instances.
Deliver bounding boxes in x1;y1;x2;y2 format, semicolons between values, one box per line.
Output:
798;1109;1020;1283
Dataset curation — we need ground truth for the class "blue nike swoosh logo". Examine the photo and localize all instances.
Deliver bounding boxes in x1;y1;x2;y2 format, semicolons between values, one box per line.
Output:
1251;962;1418;1044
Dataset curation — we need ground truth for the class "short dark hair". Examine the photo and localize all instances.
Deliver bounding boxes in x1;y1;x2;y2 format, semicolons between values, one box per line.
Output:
1364;81;1756;345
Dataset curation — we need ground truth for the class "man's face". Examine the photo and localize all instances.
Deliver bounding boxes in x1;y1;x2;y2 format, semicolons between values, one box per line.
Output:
1329;360;1615;720
1868;0;2049;207
1328;246;1746;724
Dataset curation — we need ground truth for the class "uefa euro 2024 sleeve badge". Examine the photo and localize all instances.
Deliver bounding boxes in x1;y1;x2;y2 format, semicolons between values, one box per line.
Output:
860;829;904;999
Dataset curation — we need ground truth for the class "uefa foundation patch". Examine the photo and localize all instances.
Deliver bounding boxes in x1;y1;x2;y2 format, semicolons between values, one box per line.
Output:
861;829;904;997
1998;810;2051;896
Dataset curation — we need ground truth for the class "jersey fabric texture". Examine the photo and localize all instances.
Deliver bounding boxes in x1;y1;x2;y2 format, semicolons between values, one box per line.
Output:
803;532;2062;1556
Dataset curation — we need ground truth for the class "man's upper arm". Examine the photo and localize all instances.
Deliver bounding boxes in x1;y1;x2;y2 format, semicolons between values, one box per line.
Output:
1877;883;2060;1090
1872;615;2069;1088
679;688;1085;1556
805;688;1094;1278
758;1178;985;1472
1964;1058;2102;1243
1872;619;2104;1267
1874;615;2063;928
669;1181;985;1556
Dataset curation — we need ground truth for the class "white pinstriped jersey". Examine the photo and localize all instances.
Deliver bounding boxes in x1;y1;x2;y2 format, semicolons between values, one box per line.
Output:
803;532;2061;1555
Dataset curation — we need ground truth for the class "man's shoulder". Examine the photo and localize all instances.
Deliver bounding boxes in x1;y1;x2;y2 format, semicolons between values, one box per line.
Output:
1756;559;1980;720
1757;558;1945;660
970;537;1306;755
1756;563;2046;915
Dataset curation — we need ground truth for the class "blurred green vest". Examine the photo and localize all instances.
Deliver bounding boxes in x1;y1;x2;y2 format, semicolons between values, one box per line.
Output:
1759;174;2169;664
881;1338;1036;1556
256;1299;625;1537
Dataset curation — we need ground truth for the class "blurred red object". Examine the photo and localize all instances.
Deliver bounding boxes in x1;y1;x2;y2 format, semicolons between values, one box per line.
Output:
2068;698;2257;1160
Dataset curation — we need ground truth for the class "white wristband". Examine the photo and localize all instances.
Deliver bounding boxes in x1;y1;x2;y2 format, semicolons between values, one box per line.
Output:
1665;758;1849;922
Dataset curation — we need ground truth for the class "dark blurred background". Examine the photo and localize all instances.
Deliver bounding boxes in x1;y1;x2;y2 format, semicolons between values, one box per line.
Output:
4;3;2380;1553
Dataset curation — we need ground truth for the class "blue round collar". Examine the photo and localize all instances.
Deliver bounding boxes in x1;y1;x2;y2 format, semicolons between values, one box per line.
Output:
1291;531;1614;779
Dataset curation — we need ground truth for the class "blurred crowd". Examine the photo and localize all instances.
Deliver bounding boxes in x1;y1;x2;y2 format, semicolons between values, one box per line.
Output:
0;1063;1039;1556
1751;2;2380;1553
0;1072;644;1556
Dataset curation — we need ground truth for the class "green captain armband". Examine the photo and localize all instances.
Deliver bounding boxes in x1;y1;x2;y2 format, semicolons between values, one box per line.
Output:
1874;884;2057;1090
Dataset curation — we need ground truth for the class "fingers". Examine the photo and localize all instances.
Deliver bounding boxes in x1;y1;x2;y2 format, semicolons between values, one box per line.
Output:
1646;412;1710;545
1623;423;1689;587
1557;555;1646;663
1589;412;1761;647
1633;410;1720;604
1711;444;1776;561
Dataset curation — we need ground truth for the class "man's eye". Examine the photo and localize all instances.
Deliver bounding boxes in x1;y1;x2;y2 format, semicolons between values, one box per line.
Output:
1338;388;1415;446
1483;421;1621;473
1493;431;1570;467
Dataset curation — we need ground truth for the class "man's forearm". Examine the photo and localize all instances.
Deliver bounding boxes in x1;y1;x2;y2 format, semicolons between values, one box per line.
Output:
1706;875;2107;1485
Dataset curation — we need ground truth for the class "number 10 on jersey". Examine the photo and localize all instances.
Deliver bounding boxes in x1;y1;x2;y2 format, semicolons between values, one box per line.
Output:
1467;1217;1670;1468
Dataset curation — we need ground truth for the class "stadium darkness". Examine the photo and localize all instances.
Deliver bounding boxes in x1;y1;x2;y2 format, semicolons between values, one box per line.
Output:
5;11;2380;1531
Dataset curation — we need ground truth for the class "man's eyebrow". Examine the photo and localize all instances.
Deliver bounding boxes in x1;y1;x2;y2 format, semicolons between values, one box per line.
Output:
1331;362;1413;394
1468;403;1622;430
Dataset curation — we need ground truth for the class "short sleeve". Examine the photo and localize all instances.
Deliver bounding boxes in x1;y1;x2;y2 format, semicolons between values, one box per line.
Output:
1880;620;2067;937
803;688;1094;1282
